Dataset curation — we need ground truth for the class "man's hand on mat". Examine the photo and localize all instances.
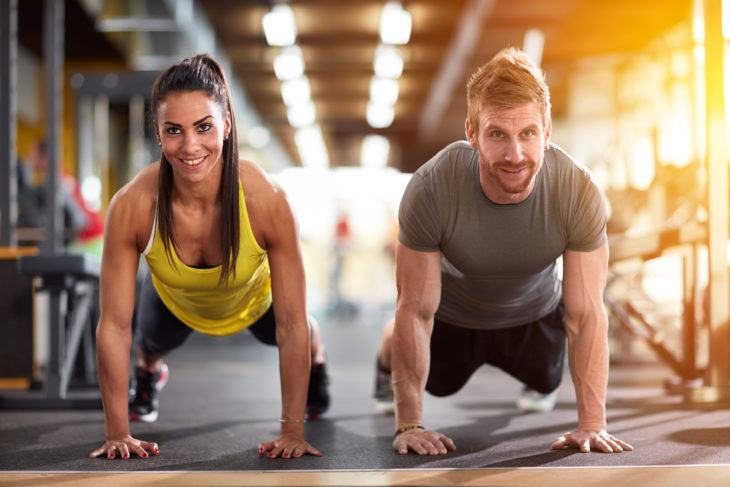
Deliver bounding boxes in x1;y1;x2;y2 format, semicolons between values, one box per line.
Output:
392;429;457;455
258;435;322;459
551;428;633;453
88;434;160;459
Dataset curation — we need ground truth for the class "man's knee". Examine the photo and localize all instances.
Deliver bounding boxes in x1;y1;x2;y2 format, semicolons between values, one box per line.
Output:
529;372;563;394
520;359;564;394
425;371;471;397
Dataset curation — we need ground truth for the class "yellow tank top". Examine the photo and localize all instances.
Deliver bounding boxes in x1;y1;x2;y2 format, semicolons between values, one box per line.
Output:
142;181;272;336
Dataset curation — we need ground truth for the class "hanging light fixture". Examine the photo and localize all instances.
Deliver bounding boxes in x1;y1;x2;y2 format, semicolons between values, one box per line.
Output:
379;2;412;45
273;45;304;80
374;44;404;79
262;4;297;46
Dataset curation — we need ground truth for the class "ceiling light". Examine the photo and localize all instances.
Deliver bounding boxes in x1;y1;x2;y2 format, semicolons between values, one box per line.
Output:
274;46;304;80
287;102;316;128
367;101;395;128
360;134;390;169
262;4;297;46
522;29;545;67
369;76;399;105
280;77;311;106
246;126;271;148
295;125;329;169
374;44;403;78
379;2;411;45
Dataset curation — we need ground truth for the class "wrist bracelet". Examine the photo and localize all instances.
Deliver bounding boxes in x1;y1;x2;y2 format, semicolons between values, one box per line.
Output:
394;424;424;438
280;418;307;424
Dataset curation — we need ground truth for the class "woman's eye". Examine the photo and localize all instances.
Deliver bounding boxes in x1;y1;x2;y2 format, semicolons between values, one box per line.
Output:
166;127;181;135
198;123;212;132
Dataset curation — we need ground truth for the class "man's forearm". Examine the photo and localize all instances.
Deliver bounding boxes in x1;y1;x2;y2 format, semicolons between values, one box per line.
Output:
392;368;425;428
567;315;609;430
391;313;432;429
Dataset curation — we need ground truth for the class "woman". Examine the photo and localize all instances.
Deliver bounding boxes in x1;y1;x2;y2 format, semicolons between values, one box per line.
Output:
89;54;328;460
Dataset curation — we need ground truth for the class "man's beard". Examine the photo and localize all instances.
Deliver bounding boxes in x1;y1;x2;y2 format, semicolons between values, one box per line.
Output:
483;160;538;195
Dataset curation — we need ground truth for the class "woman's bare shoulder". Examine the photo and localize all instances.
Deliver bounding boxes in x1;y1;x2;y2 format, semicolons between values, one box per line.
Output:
112;163;158;206
106;163;159;247
237;159;294;244
238;159;286;201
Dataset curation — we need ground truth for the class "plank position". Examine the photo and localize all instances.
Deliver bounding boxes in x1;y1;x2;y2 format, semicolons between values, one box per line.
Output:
374;47;633;455
90;54;328;460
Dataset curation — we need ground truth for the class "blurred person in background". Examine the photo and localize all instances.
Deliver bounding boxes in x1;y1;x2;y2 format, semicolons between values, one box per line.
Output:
330;209;351;310
16;139;102;246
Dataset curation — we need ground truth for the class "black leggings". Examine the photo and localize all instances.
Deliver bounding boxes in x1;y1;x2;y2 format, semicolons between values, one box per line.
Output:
135;272;277;356
426;303;566;397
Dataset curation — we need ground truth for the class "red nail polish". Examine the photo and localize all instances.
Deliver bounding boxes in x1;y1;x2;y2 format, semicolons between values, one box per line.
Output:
142;453;148;458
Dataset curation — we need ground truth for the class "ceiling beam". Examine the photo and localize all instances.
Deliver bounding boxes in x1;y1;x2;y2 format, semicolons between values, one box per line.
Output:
417;0;497;142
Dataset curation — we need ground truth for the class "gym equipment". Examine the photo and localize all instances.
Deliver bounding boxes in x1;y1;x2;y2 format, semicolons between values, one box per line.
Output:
0;253;102;409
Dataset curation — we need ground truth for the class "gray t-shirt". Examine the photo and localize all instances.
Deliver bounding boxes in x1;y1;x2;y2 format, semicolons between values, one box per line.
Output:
398;140;607;329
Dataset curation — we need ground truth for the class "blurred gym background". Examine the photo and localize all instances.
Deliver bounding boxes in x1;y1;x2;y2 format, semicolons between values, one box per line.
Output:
1;0;730;406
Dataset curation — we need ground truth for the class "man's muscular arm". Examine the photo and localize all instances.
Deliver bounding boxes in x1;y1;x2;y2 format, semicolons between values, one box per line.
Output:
391;242;455;455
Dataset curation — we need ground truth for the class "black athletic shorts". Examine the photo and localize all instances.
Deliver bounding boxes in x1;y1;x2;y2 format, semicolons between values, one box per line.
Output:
426;303;566;397
135;272;278;355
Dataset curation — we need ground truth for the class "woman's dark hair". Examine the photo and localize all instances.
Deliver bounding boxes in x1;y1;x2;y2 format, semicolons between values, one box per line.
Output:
150;53;240;285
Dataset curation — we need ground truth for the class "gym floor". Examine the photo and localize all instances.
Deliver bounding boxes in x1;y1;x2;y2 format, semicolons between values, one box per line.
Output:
1;306;730;486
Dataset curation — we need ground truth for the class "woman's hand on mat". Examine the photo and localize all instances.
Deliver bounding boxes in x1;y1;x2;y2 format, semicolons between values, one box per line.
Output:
551;428;633;453
258;435;322;459
392;429;456;455
88;434;160;459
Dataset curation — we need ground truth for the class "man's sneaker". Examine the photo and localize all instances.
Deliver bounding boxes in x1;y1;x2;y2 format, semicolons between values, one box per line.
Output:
129;362;169;423
516;387;558;412
373;358;394;415
306;362;330;419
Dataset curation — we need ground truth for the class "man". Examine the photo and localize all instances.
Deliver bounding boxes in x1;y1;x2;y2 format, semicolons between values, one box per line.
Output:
16;139;89;243
373;47;632;456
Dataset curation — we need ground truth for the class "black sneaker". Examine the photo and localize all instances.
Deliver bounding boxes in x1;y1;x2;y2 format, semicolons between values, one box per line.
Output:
373;358;394;415
129;363;169;423
306;362;330;419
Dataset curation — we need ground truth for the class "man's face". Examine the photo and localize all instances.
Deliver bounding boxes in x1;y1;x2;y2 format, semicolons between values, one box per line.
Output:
29;143;48;175
465;102;550;205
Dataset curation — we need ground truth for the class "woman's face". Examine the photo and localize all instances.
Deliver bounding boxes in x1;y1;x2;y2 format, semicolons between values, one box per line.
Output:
156;90;231;184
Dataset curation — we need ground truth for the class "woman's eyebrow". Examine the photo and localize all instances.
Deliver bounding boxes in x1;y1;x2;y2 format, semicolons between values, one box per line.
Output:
162;115;214;127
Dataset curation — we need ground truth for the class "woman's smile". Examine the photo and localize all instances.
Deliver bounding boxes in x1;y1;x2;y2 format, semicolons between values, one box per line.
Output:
179;155;206;167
